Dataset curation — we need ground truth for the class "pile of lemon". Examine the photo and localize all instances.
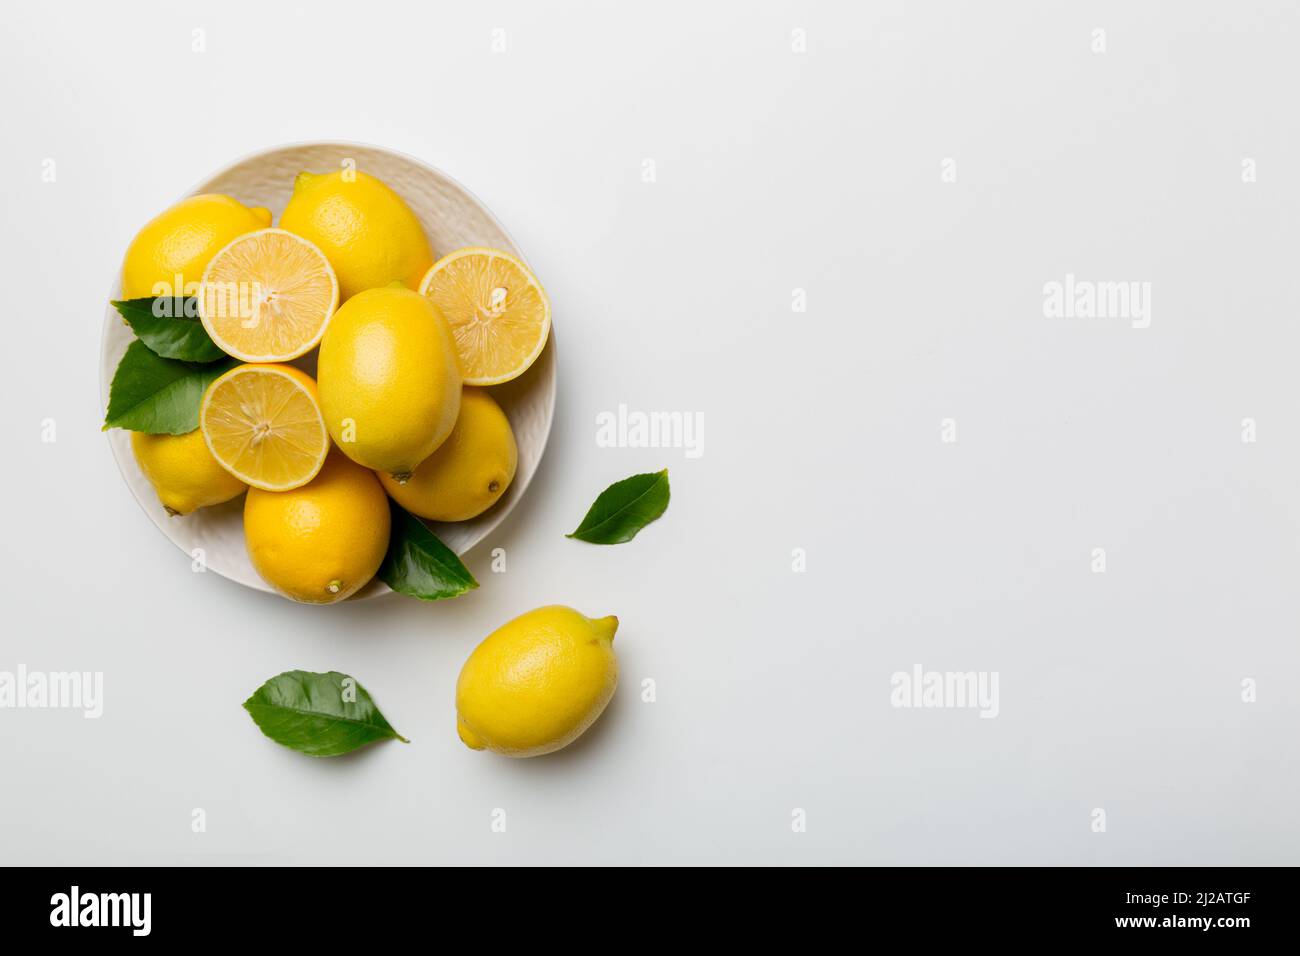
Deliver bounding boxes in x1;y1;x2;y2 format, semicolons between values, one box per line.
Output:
121;170;550;604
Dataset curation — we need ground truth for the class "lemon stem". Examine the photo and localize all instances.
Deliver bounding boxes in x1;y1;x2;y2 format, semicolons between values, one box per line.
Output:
594;615;619;642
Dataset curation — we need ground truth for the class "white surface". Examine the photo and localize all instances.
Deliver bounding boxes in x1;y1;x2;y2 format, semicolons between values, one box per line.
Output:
101;142;557;598
2;0;1299;866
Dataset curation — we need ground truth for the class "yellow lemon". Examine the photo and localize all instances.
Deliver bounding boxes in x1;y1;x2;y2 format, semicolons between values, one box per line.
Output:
243;449;391;604
379;387;517;522
279;170;433;300
198;229;338;362
316;286;462;480
130;429;246;516
200;364;330;492
418;247;551;385
456;606;619;757
121;194;271;299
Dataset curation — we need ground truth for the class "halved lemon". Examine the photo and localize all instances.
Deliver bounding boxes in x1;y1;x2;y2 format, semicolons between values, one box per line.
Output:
200;364;330;492
198;228;338;362
418;247;551;385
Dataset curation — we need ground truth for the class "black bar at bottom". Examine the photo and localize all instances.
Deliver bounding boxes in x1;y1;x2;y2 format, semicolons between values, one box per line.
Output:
0;866;1290;941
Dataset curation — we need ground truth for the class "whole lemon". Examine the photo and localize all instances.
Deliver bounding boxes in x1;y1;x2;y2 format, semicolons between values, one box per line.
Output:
131;429;247;516
279;170;433;300
243;449;391;604
379;387;517;522
121;194;271;299
317;286;462;480
456;606;619;757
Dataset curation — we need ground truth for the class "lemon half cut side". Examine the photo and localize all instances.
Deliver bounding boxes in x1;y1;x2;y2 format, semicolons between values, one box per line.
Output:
198;228;339;363
200;364;330;492
418;247;551;386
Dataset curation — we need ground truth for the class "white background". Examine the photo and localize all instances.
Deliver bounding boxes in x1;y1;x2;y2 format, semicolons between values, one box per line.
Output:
2;0;1298;865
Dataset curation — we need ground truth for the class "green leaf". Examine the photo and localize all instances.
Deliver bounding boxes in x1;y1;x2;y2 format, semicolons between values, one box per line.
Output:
111;297;226;362
567;469;670;544
243;670;409;757
103;341;235;434
378;501;479;601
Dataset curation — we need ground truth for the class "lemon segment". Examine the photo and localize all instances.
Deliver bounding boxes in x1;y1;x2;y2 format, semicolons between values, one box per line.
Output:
199;364;329;492
418;247;551;386
198;229;338;362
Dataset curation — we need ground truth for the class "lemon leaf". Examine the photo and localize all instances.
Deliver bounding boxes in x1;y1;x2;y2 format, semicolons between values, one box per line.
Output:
111;297;226;362
243;670;409;757
103;341;235;434
567;469;670;544
378;502;479;601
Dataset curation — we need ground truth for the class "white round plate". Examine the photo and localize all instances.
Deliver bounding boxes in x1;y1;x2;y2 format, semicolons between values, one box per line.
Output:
100;142;557;599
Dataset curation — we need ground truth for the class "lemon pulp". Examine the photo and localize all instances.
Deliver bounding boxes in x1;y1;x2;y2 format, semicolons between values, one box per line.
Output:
199;228;338;362
418;247;550;386
200;364;329;491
